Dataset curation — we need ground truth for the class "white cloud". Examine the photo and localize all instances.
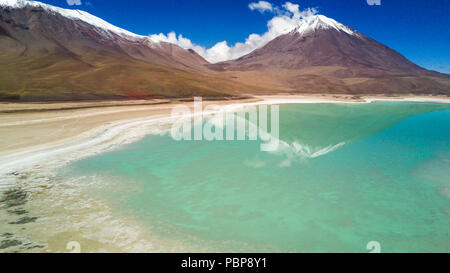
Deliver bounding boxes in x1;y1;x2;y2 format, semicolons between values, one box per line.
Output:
67;0;82;6
148;2;318;63
248;1;273;13
367;0;381;6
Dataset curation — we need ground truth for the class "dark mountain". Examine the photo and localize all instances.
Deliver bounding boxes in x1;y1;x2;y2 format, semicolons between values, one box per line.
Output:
210;15;450;95
0;0;256;100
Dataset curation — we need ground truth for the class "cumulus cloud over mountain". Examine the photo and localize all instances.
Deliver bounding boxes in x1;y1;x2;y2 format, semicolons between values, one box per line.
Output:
148;1;318;63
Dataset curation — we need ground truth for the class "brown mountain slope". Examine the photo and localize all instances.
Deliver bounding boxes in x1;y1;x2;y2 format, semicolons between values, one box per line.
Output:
210;15;450;95
0;4;259;101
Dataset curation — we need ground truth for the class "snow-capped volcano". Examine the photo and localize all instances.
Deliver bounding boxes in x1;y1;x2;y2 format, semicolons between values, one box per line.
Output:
0;0;243;101
0;0;142;39
294;14;357;37
210;13;449;94
0;0;208;68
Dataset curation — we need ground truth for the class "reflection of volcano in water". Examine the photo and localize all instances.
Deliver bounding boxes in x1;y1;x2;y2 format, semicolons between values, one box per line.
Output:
272;102;450;160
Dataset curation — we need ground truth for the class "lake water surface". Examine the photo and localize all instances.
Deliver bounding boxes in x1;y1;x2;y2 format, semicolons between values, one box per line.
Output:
64;102;450;252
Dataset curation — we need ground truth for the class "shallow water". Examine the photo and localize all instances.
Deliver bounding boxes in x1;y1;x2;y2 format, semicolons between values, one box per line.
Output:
38;102;450;252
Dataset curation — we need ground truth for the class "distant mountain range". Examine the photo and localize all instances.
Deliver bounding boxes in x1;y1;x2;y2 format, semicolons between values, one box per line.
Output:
0;0;449;101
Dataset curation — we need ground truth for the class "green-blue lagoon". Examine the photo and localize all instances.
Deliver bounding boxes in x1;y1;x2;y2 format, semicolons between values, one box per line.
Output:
64;102;450;252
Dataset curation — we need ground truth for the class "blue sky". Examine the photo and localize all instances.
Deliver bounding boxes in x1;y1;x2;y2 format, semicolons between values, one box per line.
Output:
39;0;449;73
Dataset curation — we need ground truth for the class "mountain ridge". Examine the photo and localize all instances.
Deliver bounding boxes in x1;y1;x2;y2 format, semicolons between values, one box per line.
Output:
0;0;144;39
0;0;448;101
0;1;265;100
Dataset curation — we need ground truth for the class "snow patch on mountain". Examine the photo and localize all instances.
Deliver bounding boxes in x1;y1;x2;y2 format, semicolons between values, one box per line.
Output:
296;15;357;36
0;0;143;40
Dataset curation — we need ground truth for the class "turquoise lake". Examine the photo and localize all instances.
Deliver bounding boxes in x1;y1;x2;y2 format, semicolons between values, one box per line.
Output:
64;102;450;252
